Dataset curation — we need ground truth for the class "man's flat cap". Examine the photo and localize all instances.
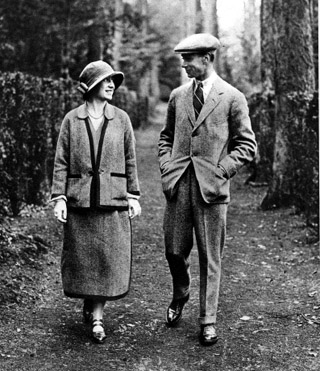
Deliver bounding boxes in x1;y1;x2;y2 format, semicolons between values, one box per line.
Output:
174;33;221;54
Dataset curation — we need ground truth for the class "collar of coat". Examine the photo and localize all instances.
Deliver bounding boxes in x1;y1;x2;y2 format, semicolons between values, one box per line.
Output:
76;103;115;120
185;75;226;128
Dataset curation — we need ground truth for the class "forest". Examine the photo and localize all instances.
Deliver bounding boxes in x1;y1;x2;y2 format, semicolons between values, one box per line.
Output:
0;1;319;370
0;0;318;228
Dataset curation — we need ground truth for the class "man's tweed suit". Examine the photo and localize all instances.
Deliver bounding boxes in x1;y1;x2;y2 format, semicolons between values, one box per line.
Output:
158;75;257;325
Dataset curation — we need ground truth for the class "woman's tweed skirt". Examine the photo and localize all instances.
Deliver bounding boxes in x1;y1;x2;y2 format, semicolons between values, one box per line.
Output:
62;208;131;300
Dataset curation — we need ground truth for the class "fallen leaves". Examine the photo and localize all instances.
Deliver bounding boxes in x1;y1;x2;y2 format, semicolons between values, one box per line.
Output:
300;313;320;325
240;316;251;321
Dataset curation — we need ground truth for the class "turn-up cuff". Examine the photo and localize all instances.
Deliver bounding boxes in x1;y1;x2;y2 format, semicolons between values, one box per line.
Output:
50;195;67;203
127;193;140;200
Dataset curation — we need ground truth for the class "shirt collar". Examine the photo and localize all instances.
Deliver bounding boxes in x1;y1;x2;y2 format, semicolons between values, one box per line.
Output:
195;70;218;90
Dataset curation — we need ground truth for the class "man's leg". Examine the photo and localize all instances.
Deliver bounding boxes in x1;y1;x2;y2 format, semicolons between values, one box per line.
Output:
163;168;194;301
193;202;227;325
189;169;227;326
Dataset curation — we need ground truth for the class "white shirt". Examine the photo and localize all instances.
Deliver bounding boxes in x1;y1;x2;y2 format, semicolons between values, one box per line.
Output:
195;70;218;102
89;116;104;131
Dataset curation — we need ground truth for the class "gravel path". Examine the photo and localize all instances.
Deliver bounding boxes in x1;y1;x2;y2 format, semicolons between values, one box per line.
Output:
1;103;319;371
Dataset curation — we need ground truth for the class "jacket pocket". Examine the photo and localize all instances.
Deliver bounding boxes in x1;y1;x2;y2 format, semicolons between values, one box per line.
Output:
110;172;127;178
206;168;229;202
66;178;80;201
111;173;127;199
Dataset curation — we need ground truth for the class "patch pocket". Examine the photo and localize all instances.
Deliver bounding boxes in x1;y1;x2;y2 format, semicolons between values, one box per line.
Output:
111;173;127;199
66;178;80;201
110;172;127;178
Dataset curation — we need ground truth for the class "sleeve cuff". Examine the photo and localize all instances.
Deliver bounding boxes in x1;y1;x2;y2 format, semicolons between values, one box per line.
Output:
127;193;140;200
50;195;67;203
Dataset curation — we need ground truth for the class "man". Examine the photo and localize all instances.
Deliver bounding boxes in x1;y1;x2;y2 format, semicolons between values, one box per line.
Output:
158;33;257;346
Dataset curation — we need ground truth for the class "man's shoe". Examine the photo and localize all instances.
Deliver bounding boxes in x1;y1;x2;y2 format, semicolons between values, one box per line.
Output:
199;324;218;346
166;294;189;327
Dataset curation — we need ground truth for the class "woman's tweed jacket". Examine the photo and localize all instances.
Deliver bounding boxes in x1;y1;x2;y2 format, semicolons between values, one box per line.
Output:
158;76;257;203
51;103;140;208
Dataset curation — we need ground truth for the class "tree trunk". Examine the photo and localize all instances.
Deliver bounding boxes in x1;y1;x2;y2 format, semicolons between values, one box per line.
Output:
87;0;106;62
60;0;71;78
180;0;197;83
200;0;220;73
136;0;151;126
87;26;103;62
248;0;275;183
261;0;315;209
112;0;124;70
149;47;160;104
136;0;149;99
311;0;318;89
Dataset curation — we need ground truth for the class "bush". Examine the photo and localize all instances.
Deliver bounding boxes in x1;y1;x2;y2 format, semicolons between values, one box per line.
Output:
0;73;77;214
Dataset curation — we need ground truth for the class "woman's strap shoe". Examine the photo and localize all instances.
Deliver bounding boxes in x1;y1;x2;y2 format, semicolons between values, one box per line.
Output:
91;319;107;344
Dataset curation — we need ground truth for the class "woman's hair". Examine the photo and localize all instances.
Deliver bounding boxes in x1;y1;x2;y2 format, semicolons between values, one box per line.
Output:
83;81;102;101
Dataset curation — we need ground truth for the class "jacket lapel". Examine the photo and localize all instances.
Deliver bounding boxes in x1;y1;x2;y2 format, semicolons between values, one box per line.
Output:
184;82;196;126
78;102;114;171
98;103;114;165
104;103;115;121
193;76;225;131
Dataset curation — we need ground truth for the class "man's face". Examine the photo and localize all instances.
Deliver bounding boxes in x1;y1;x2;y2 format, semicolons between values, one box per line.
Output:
181;53;206;80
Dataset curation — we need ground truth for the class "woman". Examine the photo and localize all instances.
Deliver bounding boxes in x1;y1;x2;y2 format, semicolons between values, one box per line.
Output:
51;60;141;344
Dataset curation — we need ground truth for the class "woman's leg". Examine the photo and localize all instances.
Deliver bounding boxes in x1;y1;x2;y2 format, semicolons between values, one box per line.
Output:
92;299;106;320
91;299;107;343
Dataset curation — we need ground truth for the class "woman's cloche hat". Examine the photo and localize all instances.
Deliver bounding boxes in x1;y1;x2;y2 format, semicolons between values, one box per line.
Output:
77;60;124;95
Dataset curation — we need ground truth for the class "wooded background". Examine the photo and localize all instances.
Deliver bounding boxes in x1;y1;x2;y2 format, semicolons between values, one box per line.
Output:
0;0;318;235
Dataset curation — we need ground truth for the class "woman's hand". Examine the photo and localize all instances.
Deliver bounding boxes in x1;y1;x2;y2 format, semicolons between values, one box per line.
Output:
128;198;141;219
54;199;67;223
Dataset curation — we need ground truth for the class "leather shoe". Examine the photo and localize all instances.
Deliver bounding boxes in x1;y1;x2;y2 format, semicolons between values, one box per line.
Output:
166;294;189;327
199;324;218;346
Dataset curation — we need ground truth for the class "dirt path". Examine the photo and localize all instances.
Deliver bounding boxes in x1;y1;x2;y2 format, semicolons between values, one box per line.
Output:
1;103;319;371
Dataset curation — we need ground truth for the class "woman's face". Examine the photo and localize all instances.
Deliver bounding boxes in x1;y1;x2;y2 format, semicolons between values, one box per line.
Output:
95;77;115;101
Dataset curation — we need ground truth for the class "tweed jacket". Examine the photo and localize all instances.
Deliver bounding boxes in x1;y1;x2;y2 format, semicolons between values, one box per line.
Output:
51;103;140;209
158;76;257;203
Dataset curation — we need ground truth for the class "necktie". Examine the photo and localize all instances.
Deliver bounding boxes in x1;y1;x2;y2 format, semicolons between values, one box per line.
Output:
193;81;204;119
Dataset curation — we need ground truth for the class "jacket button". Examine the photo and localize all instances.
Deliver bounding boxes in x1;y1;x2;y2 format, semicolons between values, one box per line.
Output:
98;169;104;174
88;170;94;176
